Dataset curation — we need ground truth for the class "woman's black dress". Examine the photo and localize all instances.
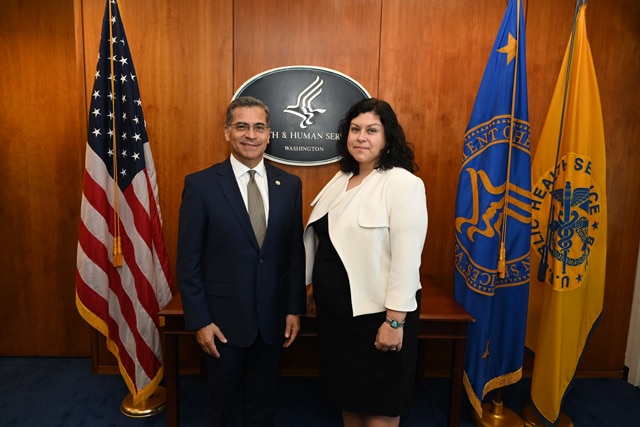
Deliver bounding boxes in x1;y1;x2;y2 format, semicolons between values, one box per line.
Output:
310;214;420;416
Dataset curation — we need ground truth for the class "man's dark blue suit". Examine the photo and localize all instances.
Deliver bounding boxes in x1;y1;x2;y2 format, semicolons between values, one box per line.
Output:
177;156;306;426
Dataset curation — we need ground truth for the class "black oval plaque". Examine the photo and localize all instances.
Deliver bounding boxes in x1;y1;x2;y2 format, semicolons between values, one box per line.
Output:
233;66;370;166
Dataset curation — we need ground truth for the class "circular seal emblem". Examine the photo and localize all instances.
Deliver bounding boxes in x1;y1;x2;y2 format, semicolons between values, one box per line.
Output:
454;116;532;296
531;152;604;291
232;66;370;166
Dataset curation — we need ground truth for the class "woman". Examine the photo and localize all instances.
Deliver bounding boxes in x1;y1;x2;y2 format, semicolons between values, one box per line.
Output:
304;98;428;427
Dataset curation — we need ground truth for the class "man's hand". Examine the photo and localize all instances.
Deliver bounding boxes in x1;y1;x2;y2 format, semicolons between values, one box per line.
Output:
195;323;227;358
283;314;300;348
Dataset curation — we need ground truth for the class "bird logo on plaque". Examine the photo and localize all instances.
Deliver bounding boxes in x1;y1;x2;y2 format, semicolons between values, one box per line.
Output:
233;66;370;166
283;75;328;129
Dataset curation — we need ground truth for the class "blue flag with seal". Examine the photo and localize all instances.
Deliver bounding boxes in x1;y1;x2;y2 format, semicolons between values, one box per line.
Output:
453;0;531;417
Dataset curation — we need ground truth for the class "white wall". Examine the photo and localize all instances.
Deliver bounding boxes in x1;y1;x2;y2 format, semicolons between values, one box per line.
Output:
625;242;640;386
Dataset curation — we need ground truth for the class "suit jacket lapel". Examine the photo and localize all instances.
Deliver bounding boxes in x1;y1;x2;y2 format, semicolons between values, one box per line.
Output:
263;163;284;245
306;171;349;225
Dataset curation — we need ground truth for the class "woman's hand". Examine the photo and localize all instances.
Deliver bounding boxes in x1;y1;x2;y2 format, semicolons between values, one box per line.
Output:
306;284;316;314
374;310;406;352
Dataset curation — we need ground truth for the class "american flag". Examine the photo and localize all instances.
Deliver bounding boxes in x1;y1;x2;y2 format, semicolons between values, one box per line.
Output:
76;0;173;405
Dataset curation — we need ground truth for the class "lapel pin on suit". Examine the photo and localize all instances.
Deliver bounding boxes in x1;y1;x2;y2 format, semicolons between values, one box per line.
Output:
275;180;281;186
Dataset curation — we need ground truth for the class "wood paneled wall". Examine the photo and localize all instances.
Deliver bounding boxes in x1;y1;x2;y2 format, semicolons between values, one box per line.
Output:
1;0;638;378
0;0;89;356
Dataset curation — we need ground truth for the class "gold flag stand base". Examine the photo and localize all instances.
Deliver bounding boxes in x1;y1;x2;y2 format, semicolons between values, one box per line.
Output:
120;386;167;418
472;389;524;427
521;405;574;427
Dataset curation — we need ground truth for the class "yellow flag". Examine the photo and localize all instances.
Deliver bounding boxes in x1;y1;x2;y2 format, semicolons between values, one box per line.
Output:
527;2;607;423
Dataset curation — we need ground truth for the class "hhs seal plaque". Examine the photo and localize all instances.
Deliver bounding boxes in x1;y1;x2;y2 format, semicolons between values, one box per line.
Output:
233;66;370;166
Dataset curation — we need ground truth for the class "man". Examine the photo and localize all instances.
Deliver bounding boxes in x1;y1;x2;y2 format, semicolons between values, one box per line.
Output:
177;96;306;426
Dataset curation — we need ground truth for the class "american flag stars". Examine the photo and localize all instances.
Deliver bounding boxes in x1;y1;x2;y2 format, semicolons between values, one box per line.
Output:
88;30;147;190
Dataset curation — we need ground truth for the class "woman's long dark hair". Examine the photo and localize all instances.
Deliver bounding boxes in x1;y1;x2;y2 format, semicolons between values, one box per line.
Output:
337;98;418;174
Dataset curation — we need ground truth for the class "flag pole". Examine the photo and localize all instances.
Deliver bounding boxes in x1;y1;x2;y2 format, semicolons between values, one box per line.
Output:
496;0;524;280
472;388;525;427
108;0;123;267
522;405;573;427
120;387;167;418
105;0;166;416
535;0;586;283
472;2;526;426
523;1;589;424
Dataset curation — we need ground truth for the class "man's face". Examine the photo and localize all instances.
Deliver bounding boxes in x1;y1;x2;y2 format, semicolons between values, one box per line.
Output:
224;106;270;168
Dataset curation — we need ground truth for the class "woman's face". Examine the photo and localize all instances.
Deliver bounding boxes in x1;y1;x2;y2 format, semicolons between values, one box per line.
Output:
346;111;386;172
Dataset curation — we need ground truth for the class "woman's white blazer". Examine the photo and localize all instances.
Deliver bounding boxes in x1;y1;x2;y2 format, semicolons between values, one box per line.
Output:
304;167;428;316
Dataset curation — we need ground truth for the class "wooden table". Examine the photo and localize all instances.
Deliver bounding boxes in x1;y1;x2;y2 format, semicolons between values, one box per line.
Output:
159;276;473;427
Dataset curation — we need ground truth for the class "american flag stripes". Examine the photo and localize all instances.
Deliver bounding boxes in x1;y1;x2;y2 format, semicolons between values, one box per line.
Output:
76;0;173;405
